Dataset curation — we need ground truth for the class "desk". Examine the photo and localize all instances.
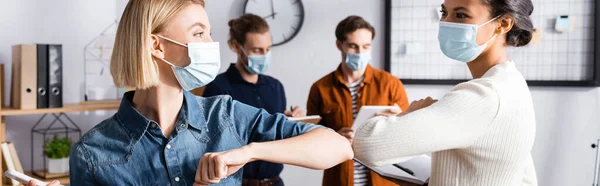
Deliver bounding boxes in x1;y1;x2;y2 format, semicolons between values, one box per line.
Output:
1;101;119;185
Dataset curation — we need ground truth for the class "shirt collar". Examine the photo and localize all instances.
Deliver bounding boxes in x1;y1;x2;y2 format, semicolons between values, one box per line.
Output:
226;63;265;85
116;90;208;140
333;63;374;86
116;91;151;140
183;90;208;130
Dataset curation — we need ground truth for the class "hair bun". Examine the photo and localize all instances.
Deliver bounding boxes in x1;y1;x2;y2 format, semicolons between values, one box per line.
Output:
228;19;236;27
507;28;533;47
485;0;535;47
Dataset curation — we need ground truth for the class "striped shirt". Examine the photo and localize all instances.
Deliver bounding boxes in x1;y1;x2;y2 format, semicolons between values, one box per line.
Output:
349;77;368;186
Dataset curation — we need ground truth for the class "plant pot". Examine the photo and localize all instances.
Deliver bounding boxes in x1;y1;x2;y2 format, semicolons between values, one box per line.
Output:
47;157;69;173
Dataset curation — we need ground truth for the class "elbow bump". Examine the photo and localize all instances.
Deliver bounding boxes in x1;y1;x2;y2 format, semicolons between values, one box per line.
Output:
351;141;375;166
336;134;354;162
344;142;354;160
320;148;353;170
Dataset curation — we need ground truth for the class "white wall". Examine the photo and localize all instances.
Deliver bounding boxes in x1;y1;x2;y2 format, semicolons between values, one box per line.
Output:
1;1;599;186
1;0;119;174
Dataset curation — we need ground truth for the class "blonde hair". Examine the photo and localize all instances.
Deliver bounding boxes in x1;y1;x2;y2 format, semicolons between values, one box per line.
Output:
110;0;205;89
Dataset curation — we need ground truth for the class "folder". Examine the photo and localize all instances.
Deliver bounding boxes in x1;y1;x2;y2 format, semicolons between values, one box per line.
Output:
36;45;49;108
355;155;431;185
11;44;37;109
48;45;63;108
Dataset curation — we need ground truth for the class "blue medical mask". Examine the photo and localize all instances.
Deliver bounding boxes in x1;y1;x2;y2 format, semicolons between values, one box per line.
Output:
438;16;500;63
239;45;271;74
156;35;221;91
345;51;371;71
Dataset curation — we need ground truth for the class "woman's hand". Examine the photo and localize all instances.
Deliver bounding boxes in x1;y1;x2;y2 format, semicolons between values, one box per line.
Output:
194;146;254;186
28;180;60;186
375;104;402;117
402;97;437;115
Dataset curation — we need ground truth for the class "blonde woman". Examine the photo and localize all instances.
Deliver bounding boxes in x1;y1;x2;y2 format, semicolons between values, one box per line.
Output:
353;0;538;185
61;0;352;185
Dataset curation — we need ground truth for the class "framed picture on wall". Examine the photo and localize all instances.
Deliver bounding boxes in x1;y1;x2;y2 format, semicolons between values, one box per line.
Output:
384;0;600;87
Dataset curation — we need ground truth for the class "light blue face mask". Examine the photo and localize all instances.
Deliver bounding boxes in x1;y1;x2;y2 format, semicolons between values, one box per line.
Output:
157;35;221;91
345;51;371;71
239;45;271;74
438;16;500;63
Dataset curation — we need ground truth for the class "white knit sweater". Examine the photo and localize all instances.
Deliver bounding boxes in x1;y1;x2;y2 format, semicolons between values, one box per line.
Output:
353;61;538;186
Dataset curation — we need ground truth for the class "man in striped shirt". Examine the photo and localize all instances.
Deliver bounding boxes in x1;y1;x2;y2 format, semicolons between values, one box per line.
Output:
307;16;410;186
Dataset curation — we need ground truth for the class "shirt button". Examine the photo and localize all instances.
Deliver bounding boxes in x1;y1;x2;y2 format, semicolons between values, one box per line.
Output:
152;123;157;128
257;97;261;100
175;177;180;182
166;144;172;149
180;124;185;128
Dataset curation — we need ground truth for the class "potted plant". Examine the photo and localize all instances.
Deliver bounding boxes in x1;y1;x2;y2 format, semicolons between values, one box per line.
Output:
43;135;72;173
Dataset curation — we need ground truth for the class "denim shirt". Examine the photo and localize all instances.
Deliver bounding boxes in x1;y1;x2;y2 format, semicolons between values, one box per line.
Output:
69;91;324;186
203;64;288;181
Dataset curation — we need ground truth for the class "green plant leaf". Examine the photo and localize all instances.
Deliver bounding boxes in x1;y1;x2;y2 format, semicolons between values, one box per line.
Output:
43;135;73;159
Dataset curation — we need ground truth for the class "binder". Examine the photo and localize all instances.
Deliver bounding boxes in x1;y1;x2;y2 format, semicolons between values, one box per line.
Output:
48;45;63;108
36;44;49;108
10;44;37;109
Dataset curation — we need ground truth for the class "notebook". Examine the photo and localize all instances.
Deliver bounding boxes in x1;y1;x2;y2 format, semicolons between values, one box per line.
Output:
352;105;400;130
287;115;322;124
356;155;431;185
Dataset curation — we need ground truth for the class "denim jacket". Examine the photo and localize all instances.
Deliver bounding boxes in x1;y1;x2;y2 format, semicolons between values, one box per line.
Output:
69;91;324;185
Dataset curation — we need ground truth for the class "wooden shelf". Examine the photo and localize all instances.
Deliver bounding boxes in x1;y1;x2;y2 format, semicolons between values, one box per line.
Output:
0;101;120;116
3;171;70;186
0;101;119;185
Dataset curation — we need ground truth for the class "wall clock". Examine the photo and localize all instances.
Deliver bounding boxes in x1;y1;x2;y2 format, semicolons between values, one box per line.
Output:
244;0;305;46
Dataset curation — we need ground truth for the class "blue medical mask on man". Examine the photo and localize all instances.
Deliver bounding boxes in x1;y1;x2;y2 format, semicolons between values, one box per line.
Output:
238;44;271;74
438;15;501;63
155;35;221;91
345;50;371;71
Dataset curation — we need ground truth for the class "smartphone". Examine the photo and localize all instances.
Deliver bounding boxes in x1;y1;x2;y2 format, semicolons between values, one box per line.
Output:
4;169;48;186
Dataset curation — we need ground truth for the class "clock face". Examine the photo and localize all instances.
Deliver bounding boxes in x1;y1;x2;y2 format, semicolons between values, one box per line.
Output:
244;0;305;46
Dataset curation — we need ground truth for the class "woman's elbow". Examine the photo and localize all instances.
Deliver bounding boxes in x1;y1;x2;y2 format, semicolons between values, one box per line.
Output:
314;129;354;169
329;129;354;160
318;146;353;170
338;135;354;162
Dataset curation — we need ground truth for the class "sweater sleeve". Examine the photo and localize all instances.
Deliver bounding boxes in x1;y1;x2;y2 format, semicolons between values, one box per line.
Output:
353;79;500;167
522;154;538;186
